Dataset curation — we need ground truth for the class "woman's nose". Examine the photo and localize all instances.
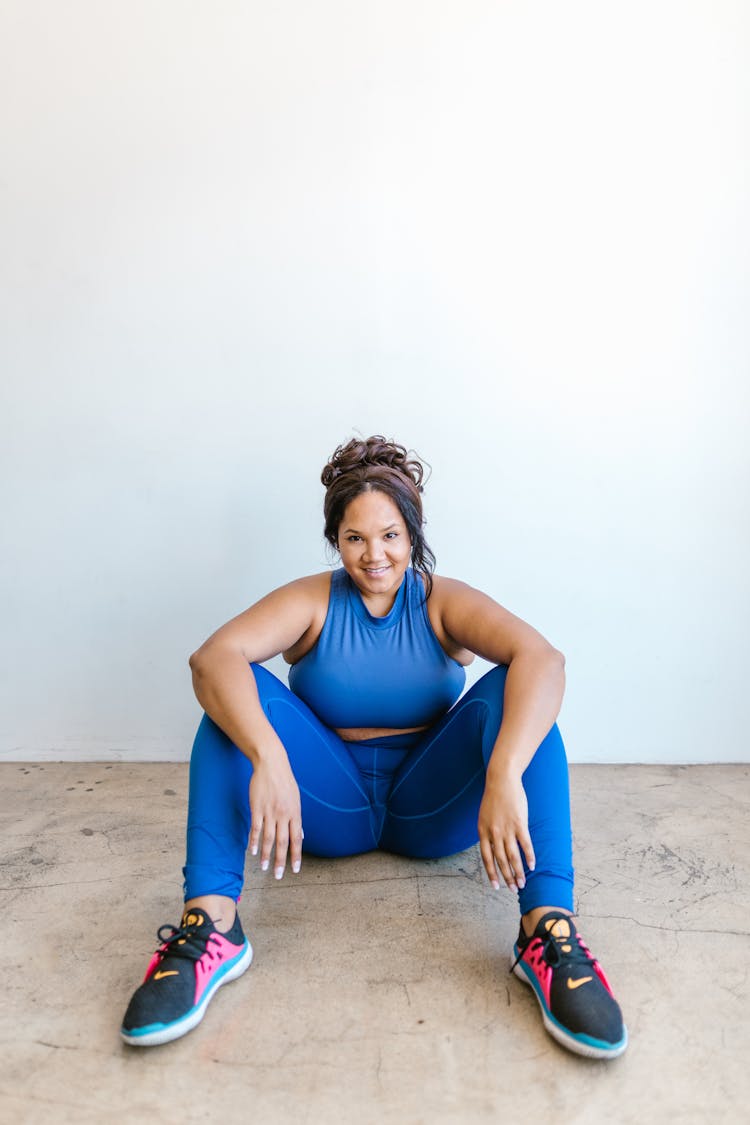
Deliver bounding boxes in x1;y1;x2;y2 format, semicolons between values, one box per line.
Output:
363;540;384;561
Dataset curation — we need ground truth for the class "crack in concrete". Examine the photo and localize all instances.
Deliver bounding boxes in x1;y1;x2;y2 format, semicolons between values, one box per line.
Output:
0;876;118;891
256;869;467;891
584;913;750;938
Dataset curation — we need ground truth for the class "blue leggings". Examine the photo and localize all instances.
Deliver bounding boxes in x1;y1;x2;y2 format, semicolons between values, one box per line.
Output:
183;664;574;915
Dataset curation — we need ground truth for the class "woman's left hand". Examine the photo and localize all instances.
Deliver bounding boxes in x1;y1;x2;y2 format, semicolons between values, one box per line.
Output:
477;768;536;892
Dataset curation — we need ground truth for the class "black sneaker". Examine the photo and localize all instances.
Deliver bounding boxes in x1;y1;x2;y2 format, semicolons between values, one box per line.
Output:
121;907;253;1047
511;911;627;1059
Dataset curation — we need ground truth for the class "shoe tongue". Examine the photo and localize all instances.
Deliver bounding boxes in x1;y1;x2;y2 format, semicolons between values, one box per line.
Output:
540;913;573;940
180;909;207;929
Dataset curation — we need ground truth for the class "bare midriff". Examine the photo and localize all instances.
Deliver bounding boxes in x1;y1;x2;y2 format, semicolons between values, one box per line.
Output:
334;725;430;742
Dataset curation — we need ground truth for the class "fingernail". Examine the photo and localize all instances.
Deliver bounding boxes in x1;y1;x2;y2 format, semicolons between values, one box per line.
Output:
251;845;258;856
274;867;284;880
261;859;269;871
517;878;525;889
491;880;500;891
529;862;536;871
292;861;301;873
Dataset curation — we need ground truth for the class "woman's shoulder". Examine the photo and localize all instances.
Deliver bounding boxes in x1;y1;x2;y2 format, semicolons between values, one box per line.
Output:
279;571;335;664
429;572;469;591
279;570;335;596
191;571;334;668
427;572;509;621
424;574;477;666
425;572;477;603
268;570;335;617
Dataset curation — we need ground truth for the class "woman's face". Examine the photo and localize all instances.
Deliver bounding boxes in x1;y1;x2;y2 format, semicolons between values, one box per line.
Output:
337;489;411;610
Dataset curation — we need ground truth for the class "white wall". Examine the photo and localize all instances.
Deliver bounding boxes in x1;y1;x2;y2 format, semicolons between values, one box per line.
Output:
1;2;748;763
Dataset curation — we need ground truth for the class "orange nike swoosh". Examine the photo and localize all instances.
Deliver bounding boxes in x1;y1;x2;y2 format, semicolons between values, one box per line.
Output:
567;976;593;990
153;970;179;980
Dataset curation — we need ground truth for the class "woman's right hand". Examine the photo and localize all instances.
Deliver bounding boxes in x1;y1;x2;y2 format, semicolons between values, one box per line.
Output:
248;753;303;880
477;766;535;892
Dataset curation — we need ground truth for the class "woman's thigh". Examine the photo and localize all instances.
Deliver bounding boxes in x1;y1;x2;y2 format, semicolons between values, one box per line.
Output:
184;670;386;898
380;665;572;869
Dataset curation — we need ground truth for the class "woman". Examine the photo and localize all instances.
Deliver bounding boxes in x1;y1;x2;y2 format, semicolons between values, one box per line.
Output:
121;436;627;1059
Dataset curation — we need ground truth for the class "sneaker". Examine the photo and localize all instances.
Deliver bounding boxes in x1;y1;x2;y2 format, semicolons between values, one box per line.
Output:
511;911;627;1059
121;906;253;1047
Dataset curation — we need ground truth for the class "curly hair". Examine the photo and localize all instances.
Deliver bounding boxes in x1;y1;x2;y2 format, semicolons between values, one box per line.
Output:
321;436;436;597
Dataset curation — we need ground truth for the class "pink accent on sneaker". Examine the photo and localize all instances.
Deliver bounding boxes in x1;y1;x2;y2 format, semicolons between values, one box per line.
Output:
578;937;616;996
142;950;163;983
521;939;553;1006
192;932;244;1006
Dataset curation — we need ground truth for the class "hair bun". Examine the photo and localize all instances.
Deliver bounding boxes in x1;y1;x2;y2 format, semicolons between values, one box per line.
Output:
321;436;425;492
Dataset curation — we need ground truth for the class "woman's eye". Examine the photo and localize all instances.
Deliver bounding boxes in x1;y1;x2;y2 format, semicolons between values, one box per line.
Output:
385;532;398;539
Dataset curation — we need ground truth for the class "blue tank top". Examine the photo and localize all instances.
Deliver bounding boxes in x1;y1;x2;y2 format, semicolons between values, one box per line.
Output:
288;568;466;729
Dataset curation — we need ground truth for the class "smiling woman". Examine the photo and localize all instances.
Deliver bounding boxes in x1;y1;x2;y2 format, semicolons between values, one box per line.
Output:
120;435;627;1061
336;490;413;613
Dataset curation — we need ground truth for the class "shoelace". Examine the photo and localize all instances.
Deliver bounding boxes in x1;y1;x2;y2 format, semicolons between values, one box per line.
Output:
155;920;221;965
511;917;596;974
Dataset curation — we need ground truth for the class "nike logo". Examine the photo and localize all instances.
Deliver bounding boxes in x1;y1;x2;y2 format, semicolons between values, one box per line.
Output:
567;976;593;990
153;970;179;980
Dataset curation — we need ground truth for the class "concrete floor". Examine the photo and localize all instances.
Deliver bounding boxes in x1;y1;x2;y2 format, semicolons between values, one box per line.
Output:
1;763;748;1124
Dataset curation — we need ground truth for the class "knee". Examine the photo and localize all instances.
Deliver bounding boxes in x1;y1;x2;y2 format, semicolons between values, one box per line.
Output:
248;663;290;721
467;663;508;709
248;661;282;694
192;711;231;754
485;664;509;690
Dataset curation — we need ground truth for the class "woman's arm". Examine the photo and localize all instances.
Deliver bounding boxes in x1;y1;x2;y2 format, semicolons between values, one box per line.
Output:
188;572;330;879
430;576;566;893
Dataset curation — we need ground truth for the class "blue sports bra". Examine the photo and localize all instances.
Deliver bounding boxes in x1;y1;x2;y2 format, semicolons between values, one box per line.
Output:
288;568;466;729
